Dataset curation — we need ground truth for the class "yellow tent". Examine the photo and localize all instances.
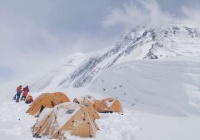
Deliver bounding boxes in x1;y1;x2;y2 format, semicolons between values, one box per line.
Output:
25;95;33;104
32;102;99;139
26;92;70;116
73;96;100;120
73;95;95;104
94;98;123;113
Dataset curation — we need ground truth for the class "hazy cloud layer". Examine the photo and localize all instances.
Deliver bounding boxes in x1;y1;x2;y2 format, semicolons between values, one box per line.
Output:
102;0;200;30
181;7;200;28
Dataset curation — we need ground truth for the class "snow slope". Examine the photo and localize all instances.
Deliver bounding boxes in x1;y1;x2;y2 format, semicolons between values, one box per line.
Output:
1;87;200;140
60;24;200;88
0;59;200;139
90;56;200;117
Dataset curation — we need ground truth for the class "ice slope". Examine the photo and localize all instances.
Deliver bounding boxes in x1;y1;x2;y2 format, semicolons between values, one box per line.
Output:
90;56;200;116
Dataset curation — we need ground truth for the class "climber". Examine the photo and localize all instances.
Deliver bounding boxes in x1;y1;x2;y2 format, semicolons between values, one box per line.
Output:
21;86;30;101
15;85;22;102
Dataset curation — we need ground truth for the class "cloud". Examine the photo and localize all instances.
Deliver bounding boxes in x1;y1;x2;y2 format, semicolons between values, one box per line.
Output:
0;13;66;82
102;0;200;30
0;10;115;84
181;7;200;29
0;13;63;53
102;0;174;29
0;64;13;84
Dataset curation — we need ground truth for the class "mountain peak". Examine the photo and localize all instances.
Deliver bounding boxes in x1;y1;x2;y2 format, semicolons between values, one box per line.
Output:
25;24;200;91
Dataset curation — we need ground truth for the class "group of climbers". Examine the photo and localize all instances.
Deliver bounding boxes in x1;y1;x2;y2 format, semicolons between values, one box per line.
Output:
13;85;33;104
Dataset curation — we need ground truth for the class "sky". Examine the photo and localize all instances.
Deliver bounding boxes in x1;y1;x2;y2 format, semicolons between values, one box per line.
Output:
0;0;200;84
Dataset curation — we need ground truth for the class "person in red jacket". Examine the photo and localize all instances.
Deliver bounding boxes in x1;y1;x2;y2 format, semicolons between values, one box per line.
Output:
21;86;30;101
14;85;22;102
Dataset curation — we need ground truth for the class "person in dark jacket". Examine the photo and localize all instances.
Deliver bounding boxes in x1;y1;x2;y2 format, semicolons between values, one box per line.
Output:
15;85;22;102
21;86;30;101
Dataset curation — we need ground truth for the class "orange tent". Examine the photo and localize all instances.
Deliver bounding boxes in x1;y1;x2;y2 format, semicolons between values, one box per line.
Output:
73;95;95;104
26;92;70;116
94;98;123;113
25;95;33;104
73;96;100;120
32;102;99;139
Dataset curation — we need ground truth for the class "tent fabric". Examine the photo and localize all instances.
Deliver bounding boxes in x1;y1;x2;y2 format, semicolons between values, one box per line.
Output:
32;102;99;139
25;95;33;103
73;96;100;120
80;100;100;120
94;98;123;113
73;95;95;104
26;92;70;116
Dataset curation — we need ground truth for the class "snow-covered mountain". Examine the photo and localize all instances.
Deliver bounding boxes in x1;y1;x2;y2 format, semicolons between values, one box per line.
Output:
9;24;200;92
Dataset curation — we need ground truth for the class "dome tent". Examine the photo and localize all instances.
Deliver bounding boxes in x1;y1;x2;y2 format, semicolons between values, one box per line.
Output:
94;98;123;113
73;95;95;104
32;102;99;139
26;92;70;116
73;95;100;120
